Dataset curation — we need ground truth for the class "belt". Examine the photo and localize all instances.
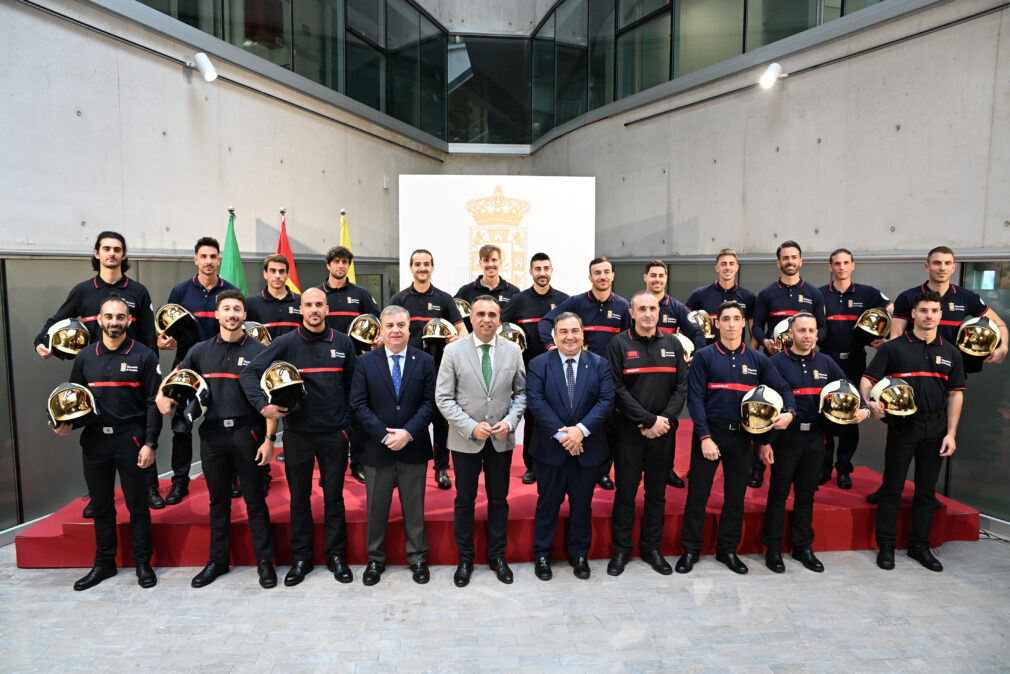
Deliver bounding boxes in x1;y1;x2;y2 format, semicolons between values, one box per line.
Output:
208;415;257;429
87;422;141;436
795;421;821;433
710;422;741;432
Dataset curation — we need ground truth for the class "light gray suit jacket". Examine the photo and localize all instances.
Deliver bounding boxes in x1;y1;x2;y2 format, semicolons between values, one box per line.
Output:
435;334;527;453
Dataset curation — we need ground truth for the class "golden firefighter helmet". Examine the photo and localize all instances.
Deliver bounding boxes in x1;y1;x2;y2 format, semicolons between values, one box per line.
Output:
741;385;784;434
870;376;917;416
956;315;1001;358
161;369;211;422
348;314;381;347
687;309;715;340
454;298;471;319
497;322;527;352
46;318;91;360
853;308;891;346
819;379;862;425
155;303;200;348
773;318;793;351
672;331;695;359
243;321;272;346
47;382;99;429
260;361;306;412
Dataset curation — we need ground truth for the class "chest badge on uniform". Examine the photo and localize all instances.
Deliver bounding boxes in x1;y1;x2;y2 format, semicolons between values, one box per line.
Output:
331;349;338;358
626;350;639;359
741;364;750;374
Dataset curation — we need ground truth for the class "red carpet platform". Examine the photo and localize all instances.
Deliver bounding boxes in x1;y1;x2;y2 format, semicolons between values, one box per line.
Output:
16;422;979;568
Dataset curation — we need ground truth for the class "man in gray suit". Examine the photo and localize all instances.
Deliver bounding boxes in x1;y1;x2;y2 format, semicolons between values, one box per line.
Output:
436;295;527;587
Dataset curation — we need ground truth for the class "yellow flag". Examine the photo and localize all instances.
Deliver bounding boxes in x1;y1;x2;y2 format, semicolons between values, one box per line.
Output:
340;209;356;284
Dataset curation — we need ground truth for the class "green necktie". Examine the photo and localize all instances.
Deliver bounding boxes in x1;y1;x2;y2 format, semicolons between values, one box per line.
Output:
480;343;492;390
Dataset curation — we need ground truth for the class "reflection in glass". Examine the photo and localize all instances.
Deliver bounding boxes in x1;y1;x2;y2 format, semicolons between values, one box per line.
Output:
617;12;670;99
347;0;383;46
588;0;616;110
137;0;223;37
675;0;744;77
532;14;556;140
448;37;531;143
292;0;342;89
618;0;670;28
224;0;293;69
387;0;420;127
420;17;447;140
555;0;589;125
745;0;817;52
346;31;383;110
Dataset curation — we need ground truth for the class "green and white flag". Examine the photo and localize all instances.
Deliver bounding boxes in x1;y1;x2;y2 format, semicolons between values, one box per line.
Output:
221;208;248;295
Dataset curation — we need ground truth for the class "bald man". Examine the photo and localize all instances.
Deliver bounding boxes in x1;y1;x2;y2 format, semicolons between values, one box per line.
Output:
242;287;357;587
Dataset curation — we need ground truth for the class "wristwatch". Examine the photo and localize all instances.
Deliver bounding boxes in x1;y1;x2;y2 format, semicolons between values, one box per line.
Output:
266;434;277;442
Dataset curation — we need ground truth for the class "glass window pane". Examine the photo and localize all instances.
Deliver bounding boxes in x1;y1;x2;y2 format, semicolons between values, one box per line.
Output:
555;0;588;125
675;0;743;78
532;15;556;141
347;0;383;46
616;12;670;99
745;0;818;52
137;0;224;38
448;37;531;143
843;0;883;14
346;32;383;110
420;18;447;140
589;0;616;110
618;0;670;28
228;0;294;70
0;263;17;529
386;0;420;127
292;0;341;89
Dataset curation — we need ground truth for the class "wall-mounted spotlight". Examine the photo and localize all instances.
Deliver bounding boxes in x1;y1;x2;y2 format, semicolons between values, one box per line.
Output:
192;52;218;82
759;62;786;89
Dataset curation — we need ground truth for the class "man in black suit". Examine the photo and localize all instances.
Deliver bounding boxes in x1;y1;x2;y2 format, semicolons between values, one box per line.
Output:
526;312;616;581
350;305;437;586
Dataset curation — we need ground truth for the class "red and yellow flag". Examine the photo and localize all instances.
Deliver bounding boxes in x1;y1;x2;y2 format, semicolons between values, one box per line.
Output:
276;208;301;293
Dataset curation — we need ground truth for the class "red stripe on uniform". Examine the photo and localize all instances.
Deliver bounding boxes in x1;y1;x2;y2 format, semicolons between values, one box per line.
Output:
624;367;678;374
90;381;140;387
410;317;433;322
193;311;216;318
891;371;948;380
826;315;859;321
264;322;300;327
517;318;540;324
657;327;677;333
327;311;361;317
299;367;343;373
707;383;753;391
792;387;822;395
583;326;620;333
938;320;961;326
770;310;800;317
203;373;240;379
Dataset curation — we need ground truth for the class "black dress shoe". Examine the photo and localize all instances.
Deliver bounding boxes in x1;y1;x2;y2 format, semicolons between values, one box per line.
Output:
570;556;591;579
866;489;880;504
453;561;473;587
908;545;943;572
534;557;552;581
435;468;452;490
876;545;895;570
792;547;824;572
362;560;385;586
818;467;832;486
716;552;749;574
597;475;615;490
675;551;699;574
642;550;673;576
765;551;786;573
411;561;430;584
164;482;187;506
607;552;630;576
350;463;366;485
230;478;242;498
191;561;229;588
136;563;157;588
521;470;536;485
73;565;117;591
327;555;353;583
747;467;764;489
258;560;277;588
284;560;313;586
667;470;685;488
489;557;514;584
836;472;852;490
82;499;95;518
148;487;166;509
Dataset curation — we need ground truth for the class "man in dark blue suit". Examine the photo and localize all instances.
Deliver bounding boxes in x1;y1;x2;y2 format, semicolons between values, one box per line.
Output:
526;312;616;580
349;305;437;586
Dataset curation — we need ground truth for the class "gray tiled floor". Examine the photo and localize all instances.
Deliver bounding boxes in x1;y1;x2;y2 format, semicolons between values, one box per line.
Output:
2;539;1009;672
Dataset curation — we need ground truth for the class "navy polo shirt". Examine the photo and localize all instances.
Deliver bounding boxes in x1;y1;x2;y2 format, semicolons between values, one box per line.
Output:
819;281;890;365
863;331;966;415
752;278;827;344
685;281;757;342
319;279;382;334
179;333;266;422
539;290;632;357
454;276;521;308
388;284;464;349
892;282;989;342
167;276;238;343
245;289;301;337
770;348;861;424
36;275;158;351
657;294;706;350
500;285;570;363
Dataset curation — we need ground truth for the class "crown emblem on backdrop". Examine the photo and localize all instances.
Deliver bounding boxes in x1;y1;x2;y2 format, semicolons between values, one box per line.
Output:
465;186;530;287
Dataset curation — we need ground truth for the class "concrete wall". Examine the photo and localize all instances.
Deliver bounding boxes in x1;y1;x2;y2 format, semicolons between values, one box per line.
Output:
530;0;1010;258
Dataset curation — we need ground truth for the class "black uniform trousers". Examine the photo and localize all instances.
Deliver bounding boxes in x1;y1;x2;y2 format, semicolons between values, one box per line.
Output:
363;462;429;565
875;411;947;549
681;427;754;555
432;411;450;471
520;409;537;473
611;423;673;555
199;418;276;565
81;423;152;566
533;454;599;558
762;425;825;553
452;440;512;562
283;428;349;561
348;421;364;468
823;356;864;475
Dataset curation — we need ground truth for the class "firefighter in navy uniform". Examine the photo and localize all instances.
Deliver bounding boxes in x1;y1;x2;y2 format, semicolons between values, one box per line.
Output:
861;290;966;572
244;253;301;338
676;301;795;576
318;245;381;484
241;287;357;587
157;237;239;506
685;248;757;344
749;240;826;488
390;248;467;490
454;244;521;332
605;291;688;577
158;290;279;589
540;256;631;489
818;248;890;489
36;231;159;516
500;252;569;484
761;312;869;574
51;294;162;591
